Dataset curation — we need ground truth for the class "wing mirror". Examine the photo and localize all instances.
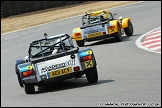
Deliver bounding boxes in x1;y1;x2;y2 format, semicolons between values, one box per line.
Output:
44;33;48;40
24;56;29;62
113;13;117;17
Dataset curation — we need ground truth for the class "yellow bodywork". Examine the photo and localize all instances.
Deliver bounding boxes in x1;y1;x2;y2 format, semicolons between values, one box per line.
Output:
72;10;132;41
89;10;109;19
108;20;118;34
72;28;82;40
121;18;131;28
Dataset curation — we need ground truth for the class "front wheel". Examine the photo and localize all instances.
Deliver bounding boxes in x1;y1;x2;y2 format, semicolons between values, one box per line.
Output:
124;20;133;36
85;66;98;83
24;84;35;94
76;40;84;47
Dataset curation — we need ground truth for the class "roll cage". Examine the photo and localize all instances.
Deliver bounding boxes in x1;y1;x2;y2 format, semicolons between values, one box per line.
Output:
82;10;116;25
28;34;75;59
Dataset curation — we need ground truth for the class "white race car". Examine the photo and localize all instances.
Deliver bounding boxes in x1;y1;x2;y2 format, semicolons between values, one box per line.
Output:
15;33;98;94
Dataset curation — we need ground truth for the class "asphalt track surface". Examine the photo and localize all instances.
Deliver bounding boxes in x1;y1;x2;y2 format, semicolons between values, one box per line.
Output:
1;1;161;107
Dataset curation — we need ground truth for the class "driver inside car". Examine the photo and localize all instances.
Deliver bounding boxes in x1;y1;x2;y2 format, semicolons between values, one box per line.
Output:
52;37;69;54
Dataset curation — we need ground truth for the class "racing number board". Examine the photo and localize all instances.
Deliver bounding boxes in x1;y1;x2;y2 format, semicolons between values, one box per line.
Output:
84;60;93;68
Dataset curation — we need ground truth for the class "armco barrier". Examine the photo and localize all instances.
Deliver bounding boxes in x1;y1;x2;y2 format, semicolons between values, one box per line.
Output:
1;1;86;18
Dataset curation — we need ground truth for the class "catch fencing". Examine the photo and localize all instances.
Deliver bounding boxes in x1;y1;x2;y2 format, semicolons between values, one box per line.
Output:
1;1;86;18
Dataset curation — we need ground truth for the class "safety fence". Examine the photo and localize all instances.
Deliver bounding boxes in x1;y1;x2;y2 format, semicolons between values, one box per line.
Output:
1;1;86;18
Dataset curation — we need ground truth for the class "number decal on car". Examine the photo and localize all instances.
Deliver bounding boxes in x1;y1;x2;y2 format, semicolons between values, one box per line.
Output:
84;60;93;68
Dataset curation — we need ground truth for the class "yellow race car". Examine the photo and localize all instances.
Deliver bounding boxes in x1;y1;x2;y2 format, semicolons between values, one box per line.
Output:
72;10;133;47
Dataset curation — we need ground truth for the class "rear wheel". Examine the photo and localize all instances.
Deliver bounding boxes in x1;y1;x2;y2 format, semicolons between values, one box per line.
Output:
124;20;133;36
17;72;23;87
76;40;84;47
15;60;24;87
24;84;35;94
85;66;98;83
113;24;122;42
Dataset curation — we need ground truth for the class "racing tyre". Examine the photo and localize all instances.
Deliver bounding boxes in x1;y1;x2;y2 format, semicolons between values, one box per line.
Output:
76;40;84;47
15;60;24;87
113;24;122;42
124;20;133;36
85;66;98;83
24;84;35;94
17;72;23;87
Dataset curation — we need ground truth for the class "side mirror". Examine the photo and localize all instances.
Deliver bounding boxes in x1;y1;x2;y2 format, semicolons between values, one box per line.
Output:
44;33;48;39
24;56;29;62
113;13;117;17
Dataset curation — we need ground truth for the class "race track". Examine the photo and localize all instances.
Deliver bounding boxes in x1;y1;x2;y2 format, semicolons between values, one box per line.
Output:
1;1;161;107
